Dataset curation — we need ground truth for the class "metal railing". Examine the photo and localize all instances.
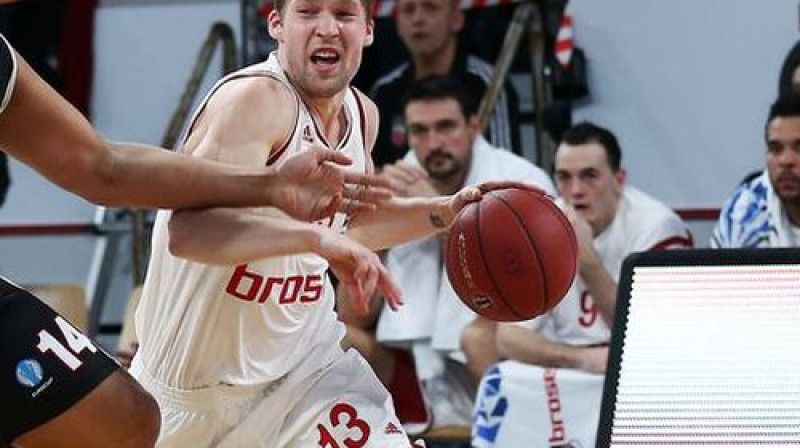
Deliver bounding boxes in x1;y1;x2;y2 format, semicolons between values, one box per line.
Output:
130;22;239;286
477;2;555;172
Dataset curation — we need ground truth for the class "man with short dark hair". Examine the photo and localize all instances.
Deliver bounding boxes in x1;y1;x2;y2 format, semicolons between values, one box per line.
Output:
712;93;800;248
368;0;521;167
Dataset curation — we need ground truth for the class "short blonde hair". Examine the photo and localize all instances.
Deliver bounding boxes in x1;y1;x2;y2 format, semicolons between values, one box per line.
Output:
273;0;374;20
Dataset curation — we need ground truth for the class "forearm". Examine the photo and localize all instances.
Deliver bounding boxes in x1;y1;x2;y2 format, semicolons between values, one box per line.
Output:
168;207;321;265
348;196;452;250
97;142;278;209
1;57;280;210
497;324;586;369
579;258;619;326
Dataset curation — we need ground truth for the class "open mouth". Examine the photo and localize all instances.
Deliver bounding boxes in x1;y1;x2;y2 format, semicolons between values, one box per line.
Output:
311;49;340;66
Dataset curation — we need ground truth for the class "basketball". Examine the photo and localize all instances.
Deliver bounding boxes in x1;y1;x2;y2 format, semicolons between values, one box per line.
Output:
444;187;578;322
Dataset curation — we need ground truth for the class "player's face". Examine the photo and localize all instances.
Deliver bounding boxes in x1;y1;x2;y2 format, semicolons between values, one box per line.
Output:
269;0;374;97
405;98;477;186
555;142;625;236
766;116;800;205
396;0;462;59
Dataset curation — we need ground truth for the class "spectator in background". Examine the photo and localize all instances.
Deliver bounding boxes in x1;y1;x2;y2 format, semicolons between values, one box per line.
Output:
712;93;800;248
470;122;693;448
339;75;554;435
369;0;522;167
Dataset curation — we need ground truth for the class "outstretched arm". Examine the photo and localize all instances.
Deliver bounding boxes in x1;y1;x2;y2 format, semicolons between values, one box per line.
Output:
0;48;387;218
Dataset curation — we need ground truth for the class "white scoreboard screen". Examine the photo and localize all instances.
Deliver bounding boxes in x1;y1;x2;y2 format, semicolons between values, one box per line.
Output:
597;249;800;447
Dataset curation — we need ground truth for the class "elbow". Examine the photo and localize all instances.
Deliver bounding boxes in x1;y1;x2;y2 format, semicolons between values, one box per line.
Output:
61;141;122;206
166;213;195;259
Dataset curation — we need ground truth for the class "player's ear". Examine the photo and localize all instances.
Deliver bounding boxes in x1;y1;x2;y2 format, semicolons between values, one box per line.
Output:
451;5;464;33
467;114;481;135
268;10;283;40
364;18;375;47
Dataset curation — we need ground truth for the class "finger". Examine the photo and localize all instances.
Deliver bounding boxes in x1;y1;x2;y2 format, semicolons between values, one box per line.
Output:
352;263;371;315
341;185;393;202
320;193;342;219
479;181;546;196
344;172;393;190
377;266;404;311
313;148;354;166
460;186;483;203
337;200;375;214
361;265;379;312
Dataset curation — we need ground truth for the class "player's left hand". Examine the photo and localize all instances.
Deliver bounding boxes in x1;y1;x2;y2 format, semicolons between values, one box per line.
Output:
273;147;393;222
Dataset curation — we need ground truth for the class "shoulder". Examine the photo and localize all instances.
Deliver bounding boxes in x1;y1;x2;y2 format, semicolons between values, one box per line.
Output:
0;33;17;115
621;186;692;247
369;63;410;97
623;187;680;221
207;74;297;129
464;54;495;82
350;86;379;148
721;170;769;214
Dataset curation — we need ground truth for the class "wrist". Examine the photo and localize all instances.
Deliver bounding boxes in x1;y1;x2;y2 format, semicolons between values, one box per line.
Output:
431;197;455;229
259;167;281;208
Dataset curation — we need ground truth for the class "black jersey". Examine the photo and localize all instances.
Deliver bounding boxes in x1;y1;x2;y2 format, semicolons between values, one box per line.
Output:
0;279;119;443
0;33;16;115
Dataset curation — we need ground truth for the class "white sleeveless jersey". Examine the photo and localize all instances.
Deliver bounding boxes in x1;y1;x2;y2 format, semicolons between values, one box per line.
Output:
521;186;693;345
135;53;369;388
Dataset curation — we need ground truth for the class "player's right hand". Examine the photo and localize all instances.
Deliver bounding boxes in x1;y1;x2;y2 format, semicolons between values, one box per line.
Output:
316;229;403;314
273;148;393;222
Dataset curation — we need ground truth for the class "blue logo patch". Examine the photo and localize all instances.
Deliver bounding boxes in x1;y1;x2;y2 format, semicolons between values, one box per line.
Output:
473;364;509;445
16;359;44;388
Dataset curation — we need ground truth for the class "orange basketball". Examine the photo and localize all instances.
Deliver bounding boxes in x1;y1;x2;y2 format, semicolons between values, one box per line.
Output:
444;187;577;322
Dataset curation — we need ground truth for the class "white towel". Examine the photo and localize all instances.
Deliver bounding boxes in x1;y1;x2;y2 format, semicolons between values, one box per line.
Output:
767;173;796;247
376;137;556;354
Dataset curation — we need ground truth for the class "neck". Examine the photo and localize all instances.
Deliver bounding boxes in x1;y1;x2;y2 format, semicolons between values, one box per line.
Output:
433;171;468;196
413;40;457;79
301;92;347;144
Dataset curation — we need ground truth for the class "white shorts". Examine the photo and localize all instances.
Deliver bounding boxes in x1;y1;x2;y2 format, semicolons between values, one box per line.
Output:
472;361;604;448
131;348;414;448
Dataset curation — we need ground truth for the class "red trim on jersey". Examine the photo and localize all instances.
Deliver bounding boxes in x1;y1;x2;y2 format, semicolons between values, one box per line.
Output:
351;86;368;149
266;90;300;166
266;109;298;166
648;233;694;251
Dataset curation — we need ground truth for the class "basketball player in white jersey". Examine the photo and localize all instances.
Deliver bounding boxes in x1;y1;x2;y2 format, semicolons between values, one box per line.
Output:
0;27;396;448
129;0;533;446
471;122;694;448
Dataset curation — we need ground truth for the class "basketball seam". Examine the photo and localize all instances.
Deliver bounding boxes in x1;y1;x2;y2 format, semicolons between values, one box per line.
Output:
473;198;494;315
492;192;549;319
